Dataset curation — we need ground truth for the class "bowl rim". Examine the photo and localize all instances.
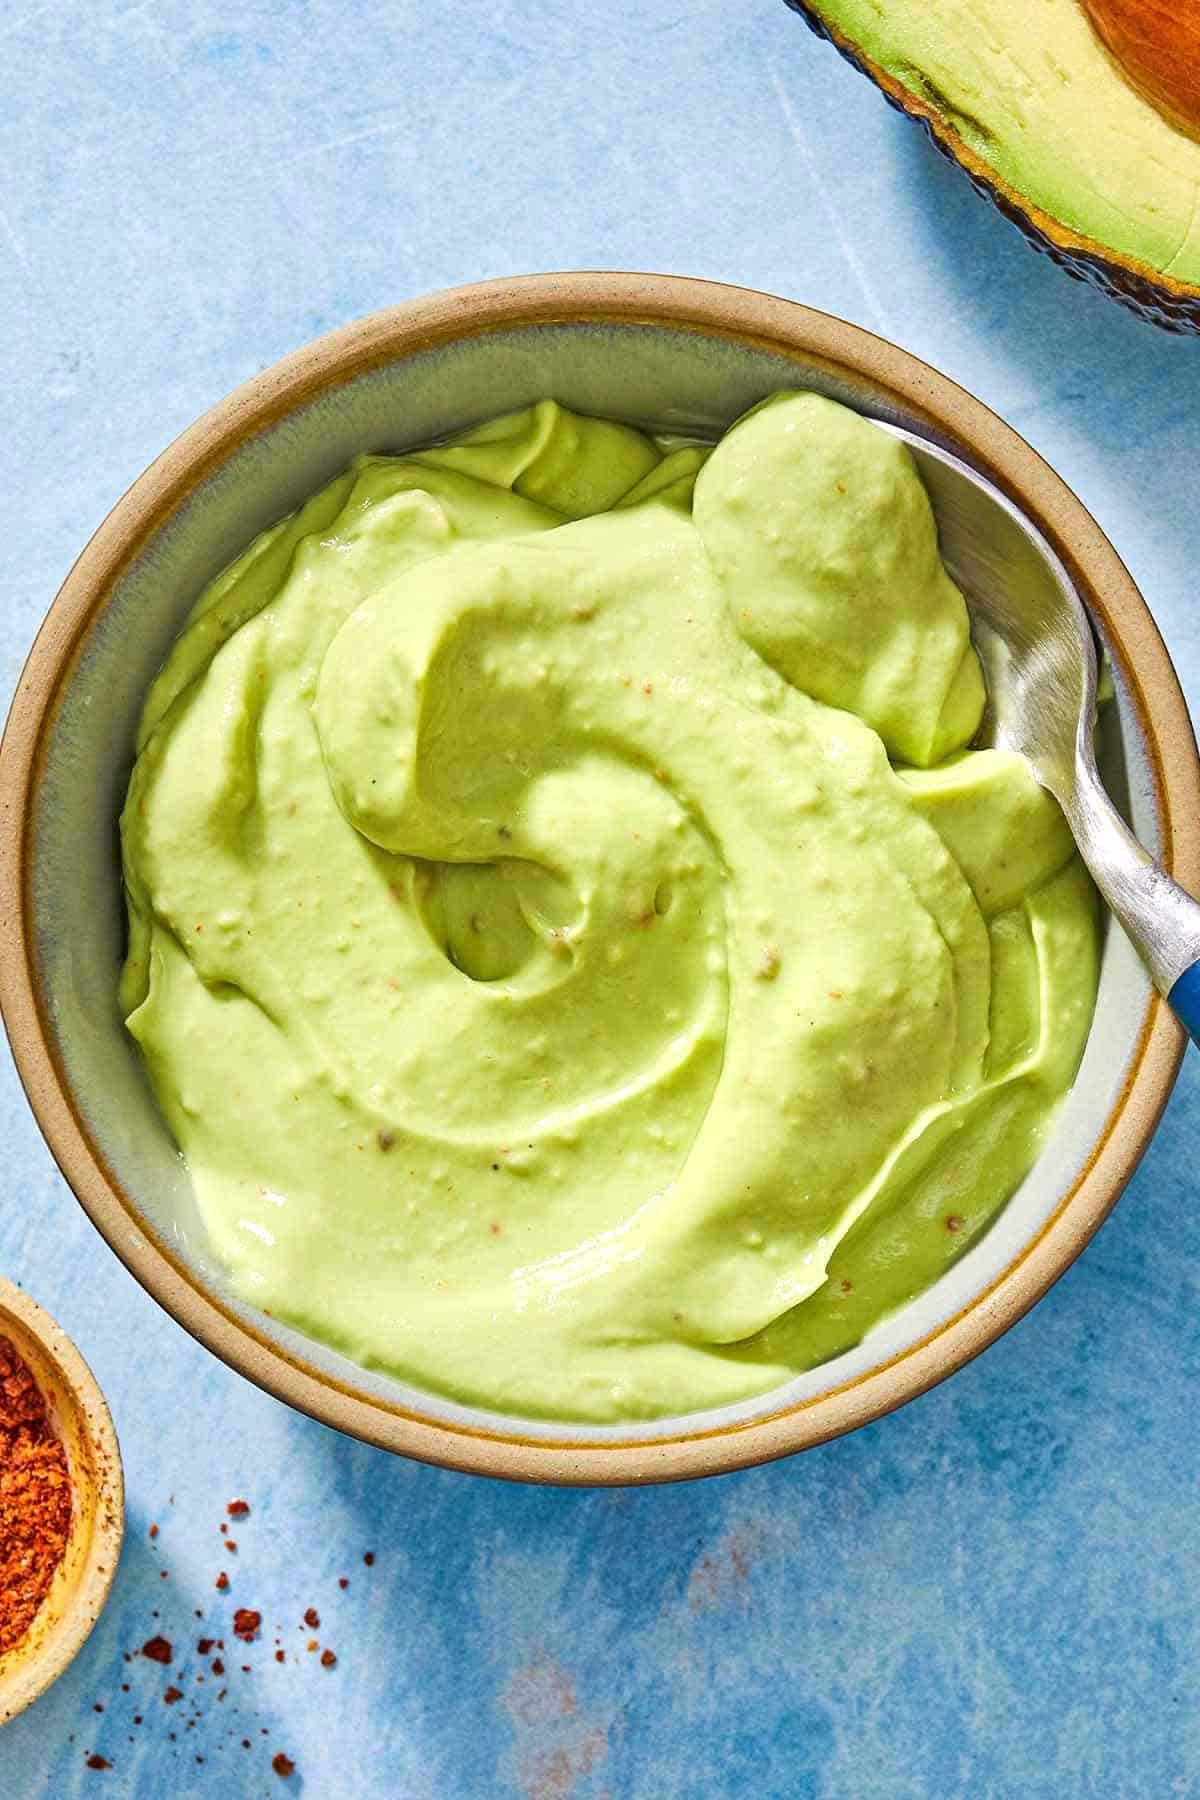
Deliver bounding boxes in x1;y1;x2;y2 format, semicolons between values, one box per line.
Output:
1;271;1196;1485
0;1278;124;1722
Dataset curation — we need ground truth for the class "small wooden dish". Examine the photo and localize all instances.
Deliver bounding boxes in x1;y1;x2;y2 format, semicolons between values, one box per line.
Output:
0;1279;123;1724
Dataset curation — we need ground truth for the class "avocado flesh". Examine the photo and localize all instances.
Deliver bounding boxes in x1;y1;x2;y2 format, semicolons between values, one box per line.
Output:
787;0;1200;326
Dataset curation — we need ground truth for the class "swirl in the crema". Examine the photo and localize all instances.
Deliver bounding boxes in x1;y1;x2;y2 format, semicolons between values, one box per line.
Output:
121;396;1096;1420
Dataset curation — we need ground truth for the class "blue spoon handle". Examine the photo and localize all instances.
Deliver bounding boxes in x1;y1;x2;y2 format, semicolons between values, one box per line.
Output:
1169;964;1200;1047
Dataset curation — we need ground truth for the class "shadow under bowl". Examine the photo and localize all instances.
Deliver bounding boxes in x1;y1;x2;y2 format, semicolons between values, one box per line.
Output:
1;273;1197;1484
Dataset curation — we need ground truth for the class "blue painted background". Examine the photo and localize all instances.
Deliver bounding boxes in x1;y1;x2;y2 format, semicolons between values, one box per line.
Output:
3;2;1199;1794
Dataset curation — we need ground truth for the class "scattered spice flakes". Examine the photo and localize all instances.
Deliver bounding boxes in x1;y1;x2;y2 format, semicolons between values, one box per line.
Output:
212;1658;225;1676
85;1754;111;1771
148;1524;158;1539
141;1635;172;1665
303;1607;320;1630
338;1578;348;1591
163;1687;183;1706
839;1279;855;1295
363;1551;375;1567
274;1649;285;1664
226;1498;250;1518
197;1637;215;1656
306;1639;318;1653
215;1571;229;1591
946;1214;966;1233
224;1538;238;1552
320;1649;336;1669
272;1752;296;1778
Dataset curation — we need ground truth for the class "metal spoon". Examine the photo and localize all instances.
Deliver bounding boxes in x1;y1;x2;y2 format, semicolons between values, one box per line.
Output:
873;418;1200;1044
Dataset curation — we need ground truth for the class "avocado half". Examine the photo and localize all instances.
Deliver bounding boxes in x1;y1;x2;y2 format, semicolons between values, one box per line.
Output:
784;0;1200;334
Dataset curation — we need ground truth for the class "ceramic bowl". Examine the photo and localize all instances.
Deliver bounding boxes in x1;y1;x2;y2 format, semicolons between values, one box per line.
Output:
0;1280;123;1722
2;274;1197;1485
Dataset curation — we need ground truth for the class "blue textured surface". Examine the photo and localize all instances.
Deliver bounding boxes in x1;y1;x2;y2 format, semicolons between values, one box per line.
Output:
3;2;1199;1795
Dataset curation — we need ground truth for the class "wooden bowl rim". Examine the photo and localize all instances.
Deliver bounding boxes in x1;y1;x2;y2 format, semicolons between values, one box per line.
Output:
0;1278;123;1721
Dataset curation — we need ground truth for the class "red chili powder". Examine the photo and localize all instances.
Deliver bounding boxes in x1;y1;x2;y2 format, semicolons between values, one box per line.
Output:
0;1336;73;1657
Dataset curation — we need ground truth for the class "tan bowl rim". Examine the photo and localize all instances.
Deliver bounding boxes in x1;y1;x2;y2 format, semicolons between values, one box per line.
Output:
1;272;1196;1485
0;1277;124;1720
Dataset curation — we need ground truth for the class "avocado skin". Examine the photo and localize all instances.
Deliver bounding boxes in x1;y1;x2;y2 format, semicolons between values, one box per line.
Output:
783;0;1200;336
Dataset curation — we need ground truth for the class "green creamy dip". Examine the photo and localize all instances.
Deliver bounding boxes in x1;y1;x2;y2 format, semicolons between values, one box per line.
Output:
121;393;1099;1422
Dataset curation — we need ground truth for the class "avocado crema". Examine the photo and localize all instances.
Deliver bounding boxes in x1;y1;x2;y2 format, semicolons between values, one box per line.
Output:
120;393;1099;1423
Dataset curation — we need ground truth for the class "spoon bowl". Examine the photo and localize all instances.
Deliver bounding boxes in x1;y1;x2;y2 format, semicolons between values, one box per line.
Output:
877;420;1200;1027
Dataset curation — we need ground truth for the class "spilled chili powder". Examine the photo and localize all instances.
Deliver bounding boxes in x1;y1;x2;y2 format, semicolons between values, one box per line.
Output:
0;1335;72;1656
232;1608;261;1642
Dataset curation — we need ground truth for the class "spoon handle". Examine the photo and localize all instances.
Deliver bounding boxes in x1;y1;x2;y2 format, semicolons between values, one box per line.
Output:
1071;760;1200;1046
1169;966;1200;1045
